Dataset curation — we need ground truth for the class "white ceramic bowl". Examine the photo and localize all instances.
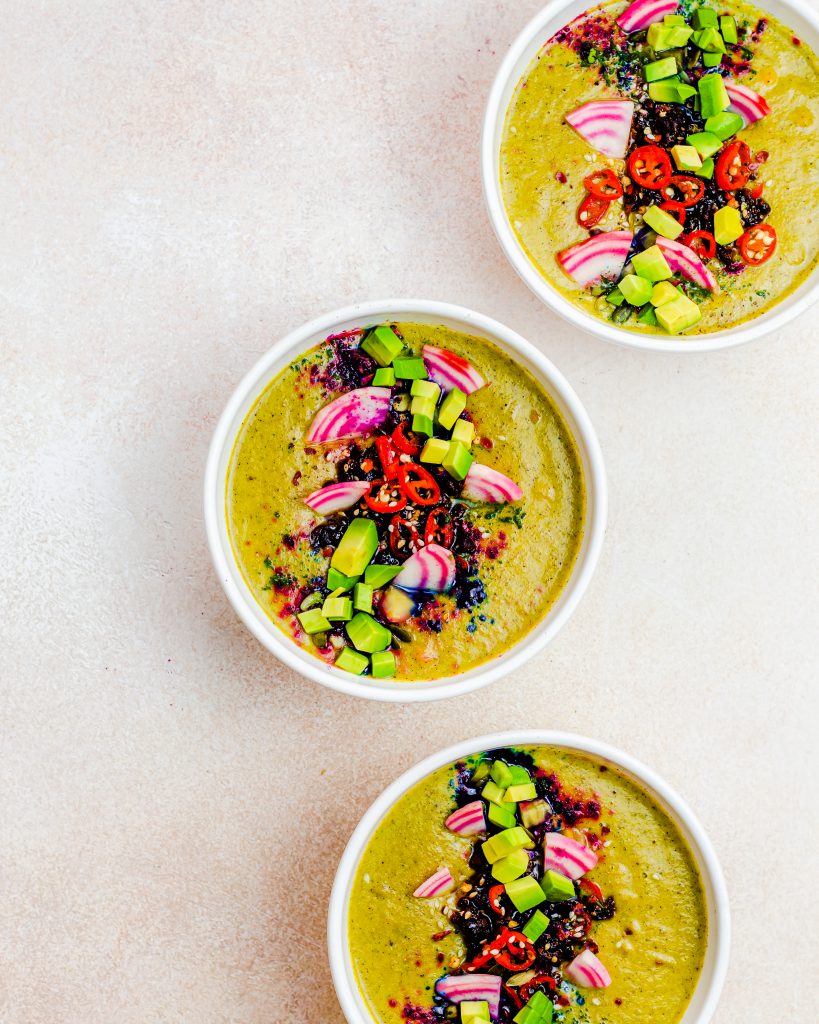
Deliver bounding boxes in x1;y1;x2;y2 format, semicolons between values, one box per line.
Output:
328;730;730;1024
204;300;606;702
481;0;819;353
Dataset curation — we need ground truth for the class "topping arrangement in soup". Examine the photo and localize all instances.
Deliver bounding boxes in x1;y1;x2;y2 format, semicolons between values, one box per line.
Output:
226;324;584;681
349;745;707;1024
501;0;819;334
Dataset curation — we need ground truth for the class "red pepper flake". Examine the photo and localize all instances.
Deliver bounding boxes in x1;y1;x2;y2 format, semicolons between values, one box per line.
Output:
432;929;452;942
479;436;493;450
291;470;302;487
793;35;801;45
555;171;567;183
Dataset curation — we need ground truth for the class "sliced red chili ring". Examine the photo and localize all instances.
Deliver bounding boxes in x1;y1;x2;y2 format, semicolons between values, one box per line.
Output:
365;478;407;513
577;193;610;229
397;463;441;506
715;139;752;191
494;929;536;970
374;435;399;481
738;222;777;265
579;878;604;902
659;200;687;227
627;145;673;190
583;168;623;199
389;511;422;557
669;174;705;207
503;984;523;1010
683;229;717;260
749;181;765;200
520;974;557;1002
391;422;421;455
424;506;455;548
488;884;505;915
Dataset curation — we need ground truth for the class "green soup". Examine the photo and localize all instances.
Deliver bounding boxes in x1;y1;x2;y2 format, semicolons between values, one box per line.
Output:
226;324;585;681
500;0;819;335
349;745;708;1024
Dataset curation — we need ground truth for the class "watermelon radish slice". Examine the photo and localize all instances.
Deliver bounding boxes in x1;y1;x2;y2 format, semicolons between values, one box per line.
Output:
422;345;486;395
557;231;634;287
303;480;370;515
436;975;502;1018
617;0;679;33
565;949;612;989
413;866;455;898
461;464;523;504
726;81;771;125
655;237;719;292
306;387;392;444
393;544;456;593
544;833;599;880
566;100;635;158
445;800;487;836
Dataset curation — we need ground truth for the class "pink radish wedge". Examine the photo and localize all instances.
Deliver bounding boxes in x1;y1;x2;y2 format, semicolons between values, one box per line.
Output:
566;100;634;158
445;800;487;836
436;975;502;1018
618;0;678;34
393;544;456;593
726;81;771;125
565;949;612;989
461;464;523;504
655;237;719;292
306;387;392;444
557;231;633;288
422;345;486;395
303;480;369;515
544;833;599;880
413;867;455;898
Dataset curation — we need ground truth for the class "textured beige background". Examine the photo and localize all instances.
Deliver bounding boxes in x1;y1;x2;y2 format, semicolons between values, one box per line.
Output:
2;1;818;1022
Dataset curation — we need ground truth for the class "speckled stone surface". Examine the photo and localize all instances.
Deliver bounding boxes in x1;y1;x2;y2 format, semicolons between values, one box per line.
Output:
2;2;818;1022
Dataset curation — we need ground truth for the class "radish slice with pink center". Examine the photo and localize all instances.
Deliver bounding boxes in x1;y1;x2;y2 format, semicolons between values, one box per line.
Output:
422;345;486;395
436;975;502;1017
461;463;523;504
726;81;771;125
393;544;456;593
655;237;719;292
565;949;612;989
445;800;487;836
306;387;392;444
617;0;678;33
544;833;599;880
413;867;455;898
303;480;370;515
557;231;633;288
566;100;634;158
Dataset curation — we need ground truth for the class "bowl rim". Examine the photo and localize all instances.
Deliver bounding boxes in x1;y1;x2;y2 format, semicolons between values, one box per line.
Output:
480;0;819;353
203;299;607;703
327;729;731;1024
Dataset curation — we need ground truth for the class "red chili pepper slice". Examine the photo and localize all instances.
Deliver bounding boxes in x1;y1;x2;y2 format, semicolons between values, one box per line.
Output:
389;511;422;557
749;181;765;200
520;974;557;1003
577;193;610;229
503;984;523;1010
488;884;505;915
397;463;441;506
374;435;399;481
461;949;495;972
583;168;623;199
424;506;455;548
715;139;752;191
738;222;777;266
659;200;687;227
579;878;604;902
391;422;421;455
669;174;705;207
365;478;407;514
493;929;536;971
627;145;673;190
682;229;717;260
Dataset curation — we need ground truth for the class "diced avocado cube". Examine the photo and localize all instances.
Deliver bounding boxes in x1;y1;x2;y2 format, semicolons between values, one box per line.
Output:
698;72;730;118
720;15;738;43
437;386;467;430
643;205;684;242
488;803;518;830
632;244;673;282
372;367;396;386
364;563;403;589
702;50;723;67
647;23;674;50
671;144;703;171
331;518;378;578
686;131;723;158
420;437;451;465
655;293;703;334
714;205;744;245
490;760;514;788
637;305;659;326
491;848;530;883
695;26;726;52
471;761;491;784
704;110;744;140
345;611;393;654
411;395;437;417
412;413;435;437
335;647;369;674
519;798;549;828
695;157;715;179
648;80;682;103
362;326;404;367
522;908;550;943
540;869;576;902
370;649;397;678
298;608;332;634
353;582;373;614
327;567;359;592
506;875;547;913
507;765;531;785
664;14;686;25
504;783;538;803
460;1002;490;1022
605;287;625;307
322;596;353;621
651;281;680;307
392;355;427;380
676;82;697;101
526;991;552;1019
450;419;475;446
481;780;507;806
693;6;718;29
666;25;694;46
644;56;677;82
513;1008;533;1024
442;441;474;481
410;378;441;400
481;827;534;864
